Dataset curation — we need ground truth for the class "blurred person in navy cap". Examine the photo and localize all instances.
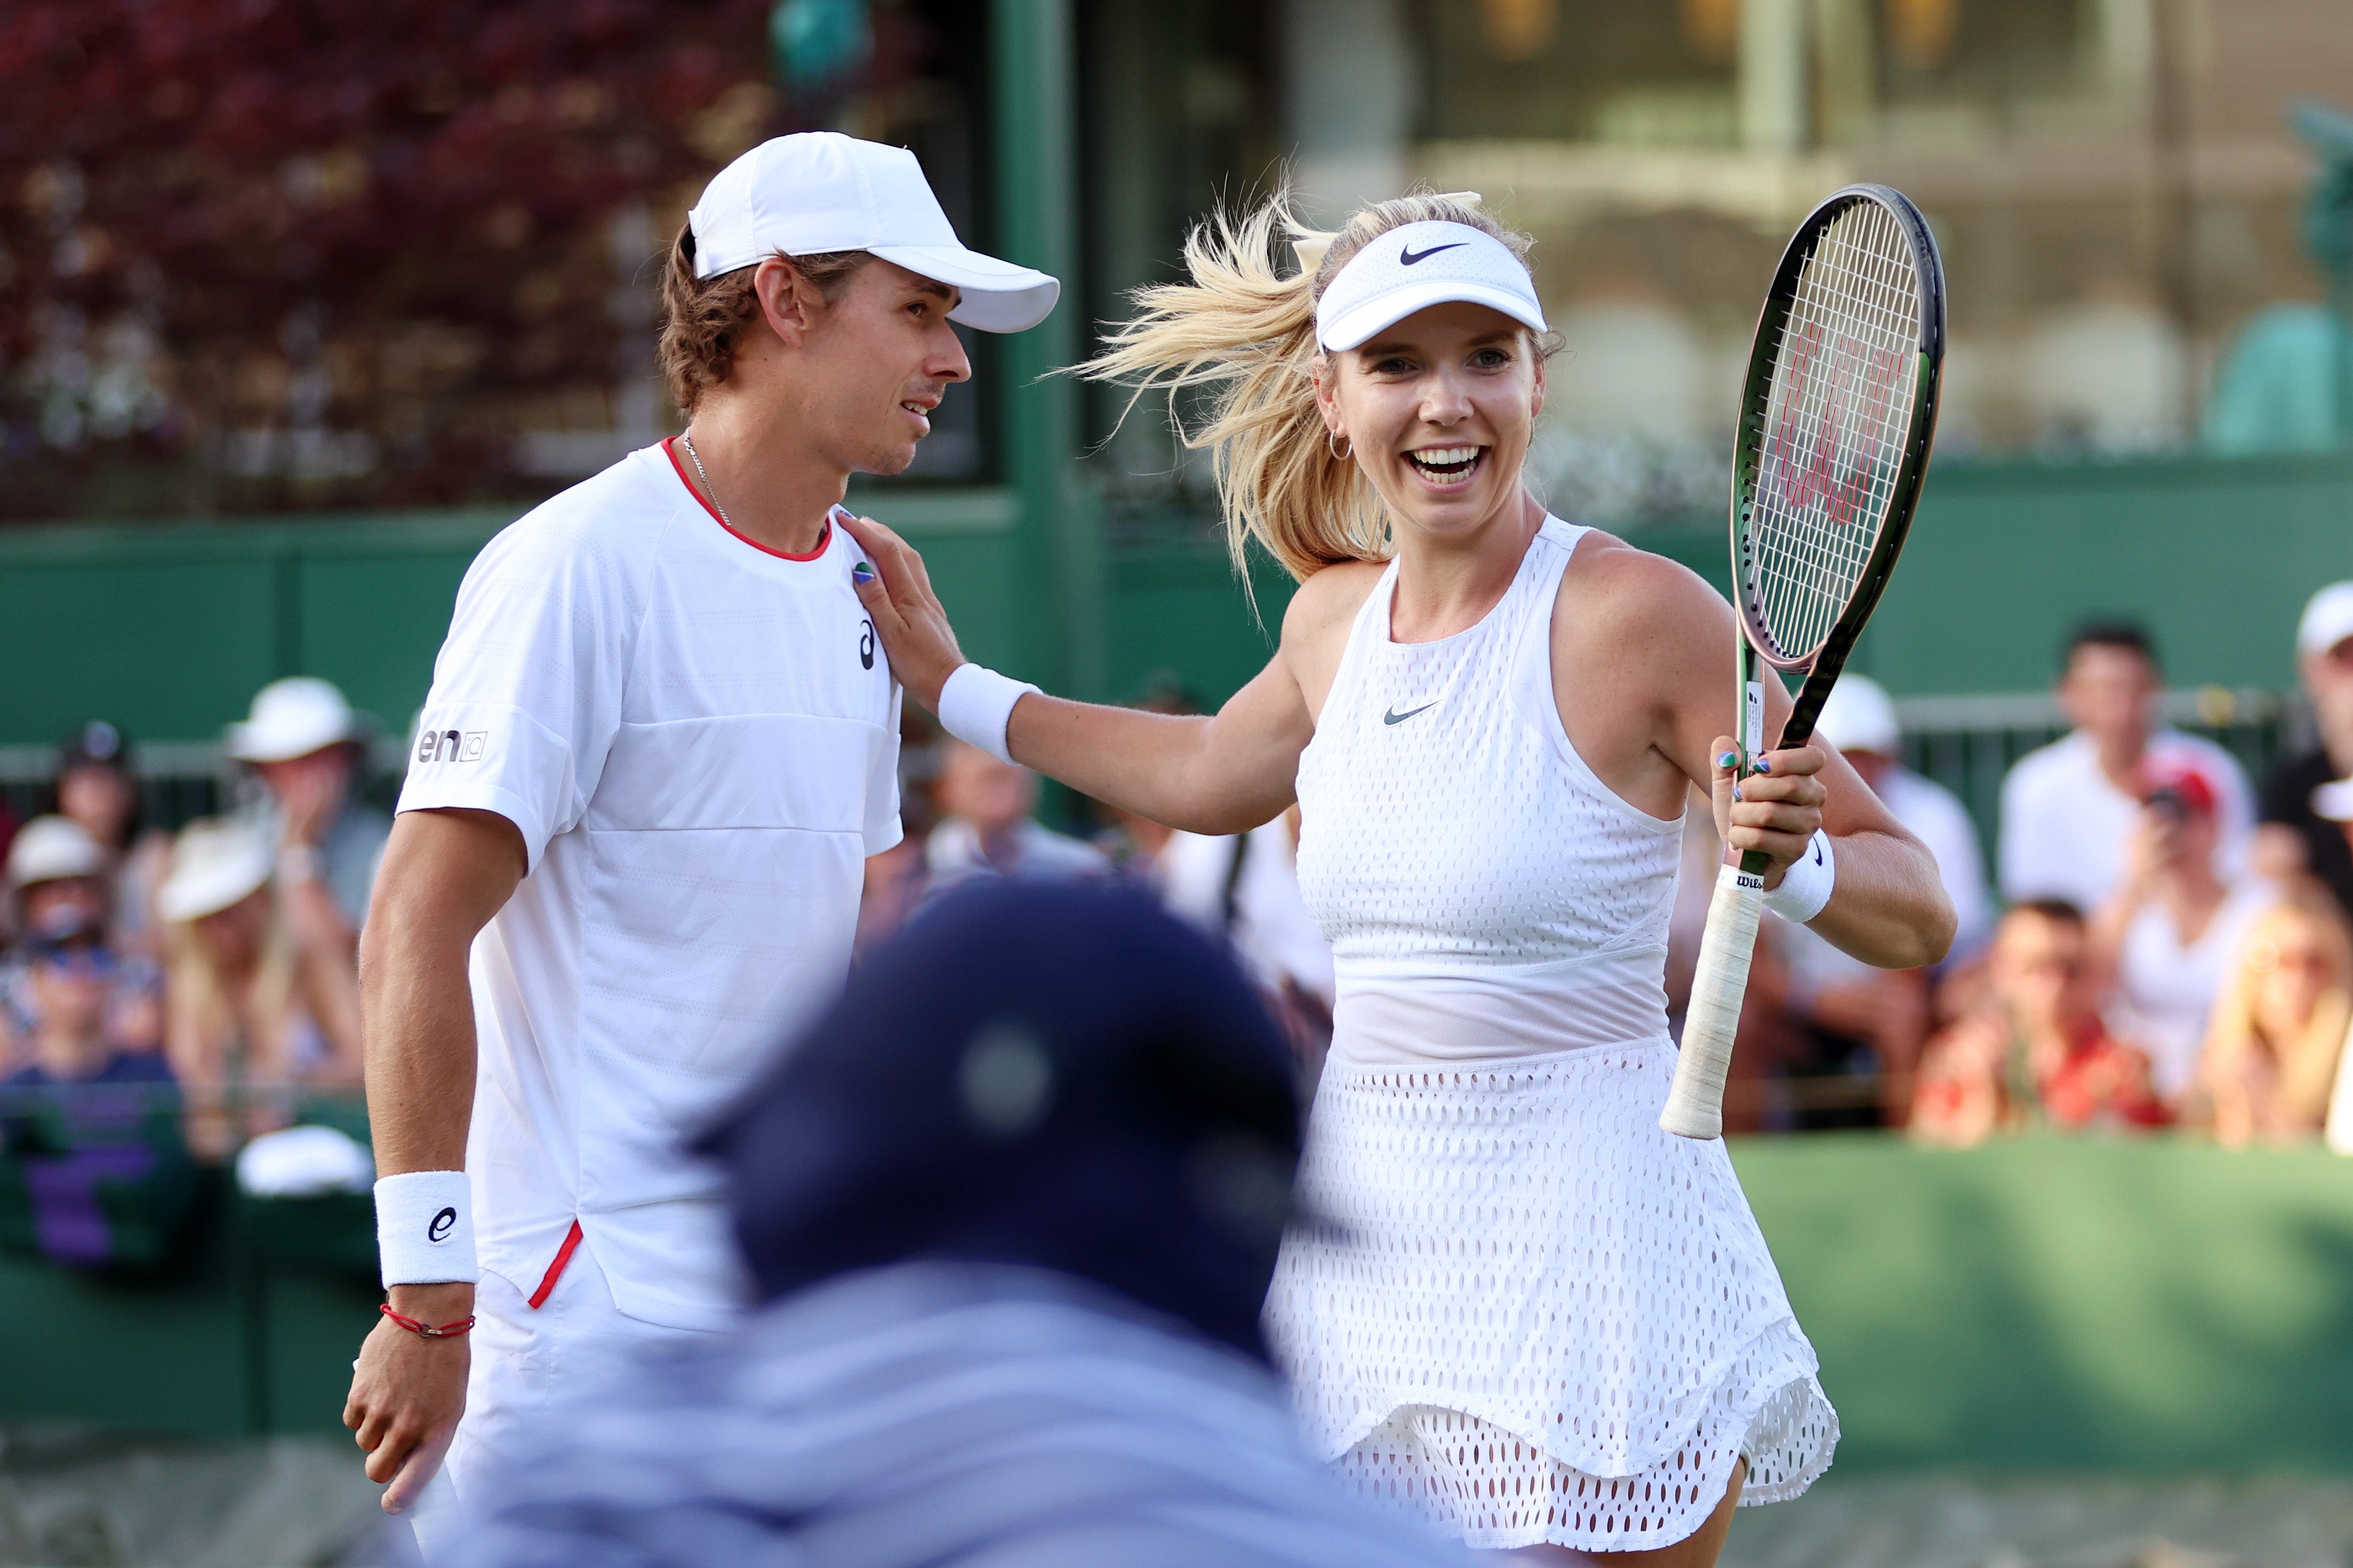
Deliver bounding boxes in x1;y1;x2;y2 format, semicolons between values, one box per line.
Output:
2256;582;2353;923
437;881;1472;1568
0;903;193;1271
49;721;172;960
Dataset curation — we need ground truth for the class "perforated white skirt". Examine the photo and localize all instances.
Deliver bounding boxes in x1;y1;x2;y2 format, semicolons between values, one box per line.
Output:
1265;1039;1837;1553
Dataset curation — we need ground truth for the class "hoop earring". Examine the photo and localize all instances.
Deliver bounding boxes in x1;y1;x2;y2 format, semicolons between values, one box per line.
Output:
1328;430;1352;461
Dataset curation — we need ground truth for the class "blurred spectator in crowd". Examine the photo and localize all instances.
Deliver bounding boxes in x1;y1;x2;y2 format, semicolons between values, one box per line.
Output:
1087;679;1200;878
2000;621;2252;913
158;819;363;1160
1160;808;1337;1083
2089;758;2275;1104
1770;676;1990;1125
1913;900;2168;1147
1;817;163;1067
442;881;1468;1568
856;709;946;958
0;907;193;1272
2195;896;2353;1147
925;739;1107;888
227;677;389;939
2256;583;2353;922
49;722;172;959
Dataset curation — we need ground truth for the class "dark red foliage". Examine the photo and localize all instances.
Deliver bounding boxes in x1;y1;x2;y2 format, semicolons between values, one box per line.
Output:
0;0;810;518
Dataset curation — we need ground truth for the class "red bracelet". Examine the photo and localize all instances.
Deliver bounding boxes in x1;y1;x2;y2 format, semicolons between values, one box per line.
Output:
379;1304;477;1339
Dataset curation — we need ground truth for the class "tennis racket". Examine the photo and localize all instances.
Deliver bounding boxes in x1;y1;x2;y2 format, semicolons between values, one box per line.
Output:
1659;183;1946;1141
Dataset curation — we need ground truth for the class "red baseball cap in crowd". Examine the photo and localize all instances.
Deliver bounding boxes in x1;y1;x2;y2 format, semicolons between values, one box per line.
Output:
2137;758;2217;816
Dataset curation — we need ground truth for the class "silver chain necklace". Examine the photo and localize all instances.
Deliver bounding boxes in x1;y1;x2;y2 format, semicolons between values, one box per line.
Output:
678;430;733;530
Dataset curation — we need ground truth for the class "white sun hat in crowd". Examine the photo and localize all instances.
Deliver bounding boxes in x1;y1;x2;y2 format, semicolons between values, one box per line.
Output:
156;818;275;923
6;815;106;891
225;676;356;765
237;1124;375;1197
1815;674;1903;757
688;132;1059;333
2296;581;2353;658
1314;219;1549;353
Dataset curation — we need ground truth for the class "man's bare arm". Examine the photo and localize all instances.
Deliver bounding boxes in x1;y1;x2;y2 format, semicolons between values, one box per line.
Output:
343;807;524;1514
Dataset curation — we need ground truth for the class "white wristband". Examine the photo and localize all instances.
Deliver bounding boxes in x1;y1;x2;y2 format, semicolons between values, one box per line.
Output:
937;662;1040;765
374;1171;478;1288
1762;830;1837;924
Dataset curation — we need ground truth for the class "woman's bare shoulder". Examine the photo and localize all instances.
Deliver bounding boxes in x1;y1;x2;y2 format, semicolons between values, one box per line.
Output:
1557;529;1733;647
1279;558;1387;650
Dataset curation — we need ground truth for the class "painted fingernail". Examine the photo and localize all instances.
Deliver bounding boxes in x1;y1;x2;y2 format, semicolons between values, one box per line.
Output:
852;562;877;586
1732;784;1743;802
1715;750;1737;770
1754;756;1773;774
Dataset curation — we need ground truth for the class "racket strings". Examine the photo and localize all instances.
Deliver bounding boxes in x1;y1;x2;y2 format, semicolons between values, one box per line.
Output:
1743;199;1921;663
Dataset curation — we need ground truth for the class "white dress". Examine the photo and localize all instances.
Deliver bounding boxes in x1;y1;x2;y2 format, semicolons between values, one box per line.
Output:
1267;516;1837;1553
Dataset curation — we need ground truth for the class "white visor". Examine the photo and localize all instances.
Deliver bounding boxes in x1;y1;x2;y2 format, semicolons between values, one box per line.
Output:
1315;221;1547;353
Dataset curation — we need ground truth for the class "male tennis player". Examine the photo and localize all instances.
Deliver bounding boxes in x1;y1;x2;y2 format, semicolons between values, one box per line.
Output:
339;132;1056;1538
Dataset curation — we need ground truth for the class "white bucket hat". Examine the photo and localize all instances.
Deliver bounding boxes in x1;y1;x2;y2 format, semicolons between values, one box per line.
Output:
689;132;1059;333
2297;581;2353;658
226;676;355;765
1315;220;1549;353
158;818;275;923
1816;675;1903;756
7;815;105;890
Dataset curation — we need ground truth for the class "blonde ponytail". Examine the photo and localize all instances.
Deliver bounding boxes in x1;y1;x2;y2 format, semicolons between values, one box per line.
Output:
1082;188;1544;583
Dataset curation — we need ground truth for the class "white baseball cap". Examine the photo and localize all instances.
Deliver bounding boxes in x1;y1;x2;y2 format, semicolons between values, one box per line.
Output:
226;676;355;765
157;818;276;923
2297;581;2353;658
1315;221;1548;353
7;815;105;890
688;132;1059;333
1816;674;1902;756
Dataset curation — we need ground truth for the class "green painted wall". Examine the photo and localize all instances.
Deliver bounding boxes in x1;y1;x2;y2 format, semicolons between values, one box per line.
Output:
4;450;2349;749
7;1136;2349;1473
1734;1134;2353;1472
1640;450;2353;698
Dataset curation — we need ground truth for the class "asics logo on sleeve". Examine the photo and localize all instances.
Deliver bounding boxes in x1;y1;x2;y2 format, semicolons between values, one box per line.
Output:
1383;702;1438;726
1398;241;1465;266
859;619;875;671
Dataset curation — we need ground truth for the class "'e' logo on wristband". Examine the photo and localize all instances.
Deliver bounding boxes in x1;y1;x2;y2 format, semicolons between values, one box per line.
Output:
428;1207;457;1244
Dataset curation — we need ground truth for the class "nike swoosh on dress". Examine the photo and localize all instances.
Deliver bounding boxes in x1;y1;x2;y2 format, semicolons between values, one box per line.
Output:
1383;702;1438;725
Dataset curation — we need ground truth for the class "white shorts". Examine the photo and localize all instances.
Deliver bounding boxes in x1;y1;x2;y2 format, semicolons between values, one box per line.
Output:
408;1233;729;1559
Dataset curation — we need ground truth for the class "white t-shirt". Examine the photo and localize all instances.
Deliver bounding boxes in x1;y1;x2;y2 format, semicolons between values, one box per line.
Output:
2112;880;2274;1100
1998;729;2253;914
1777;765;1990;999
1159;822;1336;1005
398;441;901;1330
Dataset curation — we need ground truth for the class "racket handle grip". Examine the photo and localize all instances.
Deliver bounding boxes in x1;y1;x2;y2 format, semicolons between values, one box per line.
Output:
1661;864;1767;1141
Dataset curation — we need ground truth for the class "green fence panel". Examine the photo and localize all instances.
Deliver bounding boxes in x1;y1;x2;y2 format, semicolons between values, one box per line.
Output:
1732;1133;2353;1472
0;547;282;747
6;1136;2350;1465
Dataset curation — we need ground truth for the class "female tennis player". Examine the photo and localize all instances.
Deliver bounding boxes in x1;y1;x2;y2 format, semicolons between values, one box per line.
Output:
846;191;1954;1565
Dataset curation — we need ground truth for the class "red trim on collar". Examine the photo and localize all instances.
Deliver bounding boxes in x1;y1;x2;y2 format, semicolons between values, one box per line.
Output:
661;437;833;562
